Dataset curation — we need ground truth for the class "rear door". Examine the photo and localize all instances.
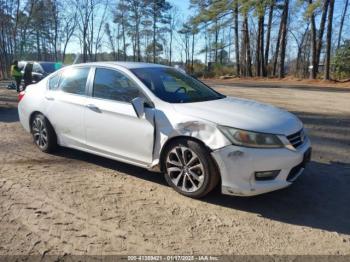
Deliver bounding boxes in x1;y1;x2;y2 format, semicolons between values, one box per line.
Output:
84;67;155;166
45;66;91;148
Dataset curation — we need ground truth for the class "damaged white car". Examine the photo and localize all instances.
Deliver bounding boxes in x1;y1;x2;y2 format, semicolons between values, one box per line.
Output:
18;62;312;198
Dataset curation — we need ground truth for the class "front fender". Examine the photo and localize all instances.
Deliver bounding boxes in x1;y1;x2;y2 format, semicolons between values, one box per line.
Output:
151;109;231;167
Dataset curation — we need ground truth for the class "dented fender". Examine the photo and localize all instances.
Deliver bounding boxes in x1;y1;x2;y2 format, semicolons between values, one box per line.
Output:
150;107;231;168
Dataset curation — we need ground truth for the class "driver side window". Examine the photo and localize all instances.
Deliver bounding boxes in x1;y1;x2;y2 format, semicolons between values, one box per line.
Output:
93;68;144;103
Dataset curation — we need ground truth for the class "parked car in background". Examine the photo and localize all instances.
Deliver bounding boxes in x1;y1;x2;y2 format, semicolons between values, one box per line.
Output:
18;62;311;198
18;61;62;83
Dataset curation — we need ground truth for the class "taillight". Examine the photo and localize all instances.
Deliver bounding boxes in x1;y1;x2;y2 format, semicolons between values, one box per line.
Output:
18;91;25;102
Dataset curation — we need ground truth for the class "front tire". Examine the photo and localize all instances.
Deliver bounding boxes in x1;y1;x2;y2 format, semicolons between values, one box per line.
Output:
163;138;219;198
31;114;57;153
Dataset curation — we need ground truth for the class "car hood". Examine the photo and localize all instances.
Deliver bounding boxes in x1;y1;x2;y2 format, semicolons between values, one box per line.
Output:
172;97;302;135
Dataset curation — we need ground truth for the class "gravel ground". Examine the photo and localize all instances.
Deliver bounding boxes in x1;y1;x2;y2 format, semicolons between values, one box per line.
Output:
0;81;350;256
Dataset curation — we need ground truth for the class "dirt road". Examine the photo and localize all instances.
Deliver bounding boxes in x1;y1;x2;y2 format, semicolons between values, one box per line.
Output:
0;81;350;256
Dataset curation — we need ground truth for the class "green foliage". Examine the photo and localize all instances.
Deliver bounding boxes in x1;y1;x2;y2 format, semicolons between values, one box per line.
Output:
333;40;350;79
303;0;321;19
207;63;236;77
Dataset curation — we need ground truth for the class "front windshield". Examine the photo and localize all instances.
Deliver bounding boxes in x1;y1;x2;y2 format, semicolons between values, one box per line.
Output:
131;67;225;103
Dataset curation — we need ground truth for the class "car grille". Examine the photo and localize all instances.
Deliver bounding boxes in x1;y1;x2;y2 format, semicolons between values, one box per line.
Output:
287;129;305;149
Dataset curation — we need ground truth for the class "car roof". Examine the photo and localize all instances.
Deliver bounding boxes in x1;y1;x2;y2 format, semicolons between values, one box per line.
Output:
19;61;57;64
74;61;170;70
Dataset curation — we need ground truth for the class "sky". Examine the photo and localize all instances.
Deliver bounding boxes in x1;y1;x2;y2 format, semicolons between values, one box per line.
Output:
170;0;191;18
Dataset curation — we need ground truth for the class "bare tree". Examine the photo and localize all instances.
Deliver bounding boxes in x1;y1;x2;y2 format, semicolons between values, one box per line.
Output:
278;0;289;78
61;7;77;62
324;0;334;80
264;0;274;75
337;0;349;49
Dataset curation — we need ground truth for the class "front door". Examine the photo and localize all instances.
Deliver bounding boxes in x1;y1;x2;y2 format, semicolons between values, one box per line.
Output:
84;67;154;166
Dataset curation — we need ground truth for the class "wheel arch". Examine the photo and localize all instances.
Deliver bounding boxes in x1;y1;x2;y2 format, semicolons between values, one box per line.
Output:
29;111;43;132
159;135;221;181
29;111;57;138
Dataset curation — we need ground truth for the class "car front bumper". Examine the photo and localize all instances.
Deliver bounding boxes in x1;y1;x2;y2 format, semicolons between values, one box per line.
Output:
211;138;311;197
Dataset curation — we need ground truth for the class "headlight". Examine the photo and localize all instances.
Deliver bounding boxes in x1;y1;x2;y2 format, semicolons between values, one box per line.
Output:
218;126;284;148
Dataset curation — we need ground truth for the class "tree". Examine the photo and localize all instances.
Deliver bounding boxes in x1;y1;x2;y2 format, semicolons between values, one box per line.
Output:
240;1;252;77
254;1;267;77
315;0;329;75
324;0;334;80
334;40;350;79
337;0;349;49
233;0;240;76
61;5;77;63
308;0;318;79
264;0;275;74
278;0;289;78
178;23;191;66
75;0;95;62
167;5;179;65
126;0;145;61
145;0;172;63
114;0;129;61
190;24;199;72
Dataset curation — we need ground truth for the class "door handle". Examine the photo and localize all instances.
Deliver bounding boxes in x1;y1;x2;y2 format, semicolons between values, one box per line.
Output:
45;96;54;101
86;104;101;112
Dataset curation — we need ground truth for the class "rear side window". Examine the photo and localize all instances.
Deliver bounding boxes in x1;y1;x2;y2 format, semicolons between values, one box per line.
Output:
59;67;90;95
93;68;143;103
48;73;61;90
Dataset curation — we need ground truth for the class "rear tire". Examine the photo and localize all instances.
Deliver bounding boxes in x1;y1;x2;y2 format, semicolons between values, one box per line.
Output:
163;138;219;198
31;113;57;153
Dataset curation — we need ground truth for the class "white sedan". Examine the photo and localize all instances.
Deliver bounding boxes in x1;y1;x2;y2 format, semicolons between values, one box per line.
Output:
18;62;311;198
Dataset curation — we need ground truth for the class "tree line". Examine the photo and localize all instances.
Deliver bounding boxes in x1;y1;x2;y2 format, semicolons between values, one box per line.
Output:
0;0;349;80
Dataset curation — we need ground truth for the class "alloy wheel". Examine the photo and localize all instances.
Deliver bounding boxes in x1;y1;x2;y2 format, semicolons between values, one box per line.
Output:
166;146;205;193
32;117;48;149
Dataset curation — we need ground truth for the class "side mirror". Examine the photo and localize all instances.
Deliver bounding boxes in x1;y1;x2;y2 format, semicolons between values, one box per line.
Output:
131;97;146;118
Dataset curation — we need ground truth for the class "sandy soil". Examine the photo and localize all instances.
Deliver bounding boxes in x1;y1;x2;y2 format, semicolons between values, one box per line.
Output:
205;77;350;89
0;81;350;256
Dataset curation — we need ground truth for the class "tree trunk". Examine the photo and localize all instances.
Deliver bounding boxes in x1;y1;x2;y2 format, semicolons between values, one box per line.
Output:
243;14;252;77
36;30;41;61
296;25;309;77
315;0;329;75
214;19;218;63
122;18;126;61
260;14;266;77
234;2;240;76
324;0;334;80
309;0;317;79
117;24;120;60
153;12;156;63
90;8;94;61
13;0;20;57
264;1;274;75
191;32;195;72
273;11;283;76
256;12;265;77
137;25;141;62
278;0;289;78
256;16;262;77
169;29;173;66
337;0;349;49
